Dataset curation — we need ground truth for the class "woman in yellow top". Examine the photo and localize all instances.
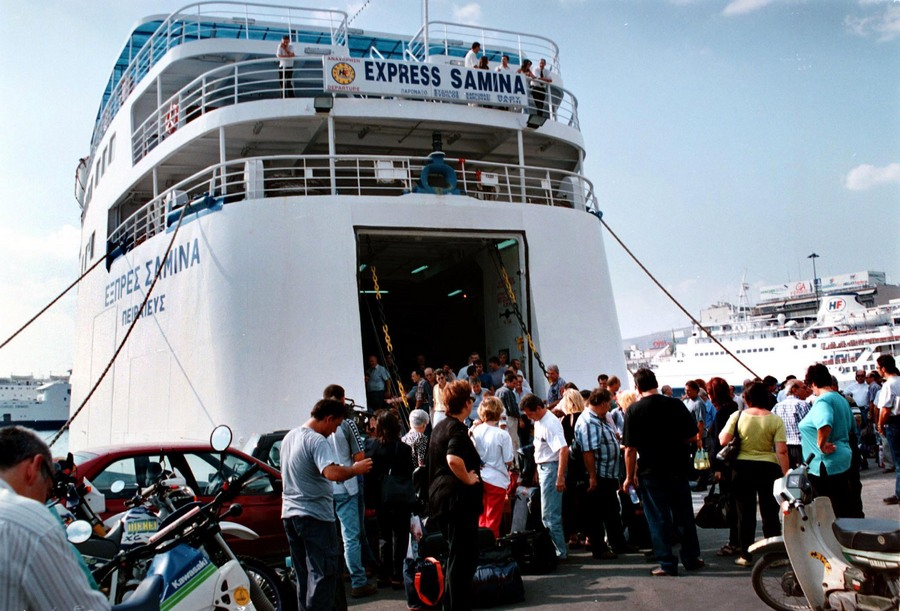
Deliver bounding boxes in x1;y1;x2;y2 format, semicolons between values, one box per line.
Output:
719;381;789;567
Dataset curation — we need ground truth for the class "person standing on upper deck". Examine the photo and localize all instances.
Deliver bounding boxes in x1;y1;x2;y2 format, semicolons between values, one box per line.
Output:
276;35;296;98
495;54;513;73
465;42;481;69
531;58;553;118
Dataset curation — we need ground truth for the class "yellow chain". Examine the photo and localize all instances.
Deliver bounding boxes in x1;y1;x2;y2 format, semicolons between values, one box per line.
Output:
371;266;408;407
498;257;547;382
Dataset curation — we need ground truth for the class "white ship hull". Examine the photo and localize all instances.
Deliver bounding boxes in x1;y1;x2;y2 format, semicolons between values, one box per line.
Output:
67;4;628;450
1;378;71;428
643;323;899;390
71;193;623;449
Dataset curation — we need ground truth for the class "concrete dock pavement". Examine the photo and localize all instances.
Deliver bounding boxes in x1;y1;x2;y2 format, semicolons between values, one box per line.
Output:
346;468;899;610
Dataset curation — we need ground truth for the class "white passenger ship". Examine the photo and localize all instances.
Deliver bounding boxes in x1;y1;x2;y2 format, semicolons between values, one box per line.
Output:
1;375;71;428
69;3;626;448
627;274;900;390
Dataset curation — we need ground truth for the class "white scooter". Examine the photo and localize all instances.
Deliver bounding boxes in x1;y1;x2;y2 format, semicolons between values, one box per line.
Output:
749;457;900;611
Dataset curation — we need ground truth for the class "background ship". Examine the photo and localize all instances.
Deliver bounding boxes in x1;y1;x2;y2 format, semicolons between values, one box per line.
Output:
68;3;626;450
0;374;71;428
626;270;900;390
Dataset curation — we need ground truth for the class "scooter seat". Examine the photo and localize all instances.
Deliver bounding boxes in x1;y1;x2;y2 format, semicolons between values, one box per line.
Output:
832;519;900;554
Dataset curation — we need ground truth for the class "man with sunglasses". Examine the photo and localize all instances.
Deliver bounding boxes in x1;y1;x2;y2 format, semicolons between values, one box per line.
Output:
0;426;110;610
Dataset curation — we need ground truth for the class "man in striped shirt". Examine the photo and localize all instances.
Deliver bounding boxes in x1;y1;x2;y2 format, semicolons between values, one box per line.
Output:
1;426;110;610
772;379;812;468
575;388;633;560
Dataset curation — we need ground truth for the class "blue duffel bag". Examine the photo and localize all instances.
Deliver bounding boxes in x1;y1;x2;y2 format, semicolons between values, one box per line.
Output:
471;559;526;608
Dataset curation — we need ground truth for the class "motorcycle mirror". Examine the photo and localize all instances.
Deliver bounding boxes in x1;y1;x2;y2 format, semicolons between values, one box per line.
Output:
110;480;126;494
66;520;93;544
210;425;233;452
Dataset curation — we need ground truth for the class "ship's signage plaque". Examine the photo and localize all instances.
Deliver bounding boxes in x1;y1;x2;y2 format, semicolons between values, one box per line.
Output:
104;237;201;327
324;57;528;108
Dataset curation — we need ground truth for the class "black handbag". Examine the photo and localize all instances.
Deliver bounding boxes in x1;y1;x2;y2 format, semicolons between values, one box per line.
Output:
694;482;729;529
716;411;742;467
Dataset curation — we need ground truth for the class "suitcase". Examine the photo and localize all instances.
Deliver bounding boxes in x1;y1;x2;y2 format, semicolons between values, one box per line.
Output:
509;485;542;533
618;489;651;549
404;556;444;610
471;558;526;608
497;529;557;574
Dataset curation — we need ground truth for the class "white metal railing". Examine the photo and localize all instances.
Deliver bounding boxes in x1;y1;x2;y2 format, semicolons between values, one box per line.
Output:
131;58;329;163
131;58;580;164
107;154;598;252
409;21;561;76
92;2;349;156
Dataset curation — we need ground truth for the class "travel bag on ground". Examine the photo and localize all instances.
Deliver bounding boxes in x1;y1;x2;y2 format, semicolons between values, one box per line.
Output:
471;559;526;608
496;529;557;574
404;556;444;610
694;482;729;529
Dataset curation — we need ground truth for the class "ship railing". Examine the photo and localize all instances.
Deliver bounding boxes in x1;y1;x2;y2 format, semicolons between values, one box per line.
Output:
408;21;561;76
132;58;580;164
107;154;598;254
92;1;348;156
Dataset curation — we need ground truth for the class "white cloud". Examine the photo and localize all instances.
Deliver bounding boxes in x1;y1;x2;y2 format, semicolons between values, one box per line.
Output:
452;2;482;25
0;224;79;376
845;162;900;190
0;224;80;266
722;0;776;17
844;3;900;41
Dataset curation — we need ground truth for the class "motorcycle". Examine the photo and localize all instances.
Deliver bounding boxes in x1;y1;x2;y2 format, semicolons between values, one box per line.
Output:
67;425;282;610
749;456;900;611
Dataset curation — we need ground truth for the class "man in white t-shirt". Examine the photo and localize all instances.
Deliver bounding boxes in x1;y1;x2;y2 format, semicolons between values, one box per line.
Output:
875;355;900;504
276;35;296;97
521;393;568;559
464;42;481;69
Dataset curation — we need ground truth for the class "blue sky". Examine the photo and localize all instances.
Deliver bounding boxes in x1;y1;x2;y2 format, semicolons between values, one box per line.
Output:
0;0;897;375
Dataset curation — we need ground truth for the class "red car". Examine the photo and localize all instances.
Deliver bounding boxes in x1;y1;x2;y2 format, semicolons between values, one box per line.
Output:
72;442;287;562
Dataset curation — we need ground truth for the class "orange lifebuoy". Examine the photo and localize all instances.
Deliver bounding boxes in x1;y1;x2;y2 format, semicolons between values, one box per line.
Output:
165;101;180;134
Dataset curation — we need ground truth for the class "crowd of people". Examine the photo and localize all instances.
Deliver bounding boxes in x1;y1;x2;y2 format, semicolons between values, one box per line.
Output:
275;351;900;609
0;352;897;610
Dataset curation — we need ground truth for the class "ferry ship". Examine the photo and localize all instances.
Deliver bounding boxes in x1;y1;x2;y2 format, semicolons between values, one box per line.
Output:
1;375;71;428
69;3;626;449
627;272;900;390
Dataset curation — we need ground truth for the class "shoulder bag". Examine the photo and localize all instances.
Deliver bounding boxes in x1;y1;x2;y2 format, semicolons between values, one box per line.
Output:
716;410;742;467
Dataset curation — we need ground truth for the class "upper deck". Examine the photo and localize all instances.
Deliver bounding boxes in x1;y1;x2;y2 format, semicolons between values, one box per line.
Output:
90;2;572;157
80;2;593;270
